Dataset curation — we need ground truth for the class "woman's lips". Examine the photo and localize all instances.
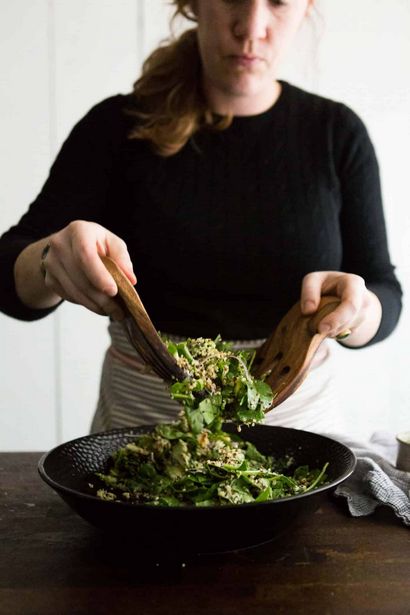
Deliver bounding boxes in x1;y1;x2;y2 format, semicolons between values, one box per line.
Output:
228;55;264;68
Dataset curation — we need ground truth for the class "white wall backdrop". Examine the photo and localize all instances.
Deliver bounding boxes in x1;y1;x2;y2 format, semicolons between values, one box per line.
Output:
0;0;409;451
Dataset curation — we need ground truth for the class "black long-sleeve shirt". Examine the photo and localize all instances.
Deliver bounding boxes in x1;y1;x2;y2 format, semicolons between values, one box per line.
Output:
0;81;402;343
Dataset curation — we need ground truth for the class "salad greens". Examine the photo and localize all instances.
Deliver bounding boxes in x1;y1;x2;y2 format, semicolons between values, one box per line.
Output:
166;336;275;430
96;336;328;506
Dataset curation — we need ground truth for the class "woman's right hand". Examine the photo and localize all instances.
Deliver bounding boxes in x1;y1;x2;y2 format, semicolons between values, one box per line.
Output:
15;220;136;320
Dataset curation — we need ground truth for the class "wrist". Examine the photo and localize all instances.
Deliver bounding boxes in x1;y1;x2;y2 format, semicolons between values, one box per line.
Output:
14;239;62;309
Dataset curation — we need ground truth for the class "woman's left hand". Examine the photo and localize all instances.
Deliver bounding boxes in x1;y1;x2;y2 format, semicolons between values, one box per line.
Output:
300;271;382;347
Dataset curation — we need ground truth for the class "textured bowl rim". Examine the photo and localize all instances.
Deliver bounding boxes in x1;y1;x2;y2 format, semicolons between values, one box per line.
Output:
38;425;357;512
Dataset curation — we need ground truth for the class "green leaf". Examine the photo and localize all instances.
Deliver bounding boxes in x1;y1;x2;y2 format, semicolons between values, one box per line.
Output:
244;442;269;464
178;343;195;364
165;341;178;357
255;486;272;502
198;397;218;425
194;499;215;507
170;440;191;468
163;463;185;480
237;404;264;423
188;408;204;434
254;380;275;407
138;463;157;480
246;382;260;411
157;495;182;507
156;424;186;440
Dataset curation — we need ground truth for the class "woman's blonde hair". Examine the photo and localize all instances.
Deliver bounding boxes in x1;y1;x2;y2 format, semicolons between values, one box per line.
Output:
127;0;231;157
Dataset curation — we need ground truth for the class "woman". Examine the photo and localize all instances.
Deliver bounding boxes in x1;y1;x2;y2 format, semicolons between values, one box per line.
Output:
0;0;402;433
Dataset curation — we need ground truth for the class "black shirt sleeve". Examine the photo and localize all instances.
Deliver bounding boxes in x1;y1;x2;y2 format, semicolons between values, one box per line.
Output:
332;103;402;346
0;95;128;321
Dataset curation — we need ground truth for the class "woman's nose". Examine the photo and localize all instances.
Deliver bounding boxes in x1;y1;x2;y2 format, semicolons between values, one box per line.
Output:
232;0;271;42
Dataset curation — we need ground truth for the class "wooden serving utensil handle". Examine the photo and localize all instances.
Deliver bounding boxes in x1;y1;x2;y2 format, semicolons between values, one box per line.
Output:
252;295;341;410
100;255;188;382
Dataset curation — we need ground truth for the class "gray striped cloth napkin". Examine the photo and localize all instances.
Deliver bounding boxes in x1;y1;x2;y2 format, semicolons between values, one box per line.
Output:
327;431;410;527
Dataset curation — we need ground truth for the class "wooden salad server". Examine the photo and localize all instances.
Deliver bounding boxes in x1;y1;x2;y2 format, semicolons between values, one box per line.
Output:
251;296;342;411
100;255;188;383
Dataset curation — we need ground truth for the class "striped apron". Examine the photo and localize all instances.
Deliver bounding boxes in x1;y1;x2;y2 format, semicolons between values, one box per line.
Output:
90;321;343;435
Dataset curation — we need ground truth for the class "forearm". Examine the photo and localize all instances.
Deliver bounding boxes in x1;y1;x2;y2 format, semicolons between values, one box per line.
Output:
14;237;62;309
362;281;403;346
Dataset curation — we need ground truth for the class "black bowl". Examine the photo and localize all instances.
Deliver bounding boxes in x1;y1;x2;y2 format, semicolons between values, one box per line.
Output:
38;425;355;553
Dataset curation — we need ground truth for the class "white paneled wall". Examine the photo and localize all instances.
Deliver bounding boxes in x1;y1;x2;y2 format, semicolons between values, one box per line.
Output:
52;0;140;443
0;0;142;449
1;0;409;451
0;1;57;450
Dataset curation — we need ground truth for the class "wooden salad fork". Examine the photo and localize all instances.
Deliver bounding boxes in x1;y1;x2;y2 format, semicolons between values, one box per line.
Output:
251;296;341;410
100;255;188;383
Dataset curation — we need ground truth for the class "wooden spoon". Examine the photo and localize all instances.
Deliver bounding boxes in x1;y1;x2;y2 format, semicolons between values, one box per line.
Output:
252;296;341;410
100;255;188;382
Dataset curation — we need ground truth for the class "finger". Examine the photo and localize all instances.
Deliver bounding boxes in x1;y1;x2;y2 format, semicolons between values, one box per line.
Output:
50;239;127;320
64;223;137;290
66;233;119;296
60;262;126;320
46;261;124;320
318;276;366;336
104;234;137;285
60;255;122;311
45;270;105;316
300;272;329;314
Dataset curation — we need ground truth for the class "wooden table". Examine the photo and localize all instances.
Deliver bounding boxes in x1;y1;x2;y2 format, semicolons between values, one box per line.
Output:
1;453;409;615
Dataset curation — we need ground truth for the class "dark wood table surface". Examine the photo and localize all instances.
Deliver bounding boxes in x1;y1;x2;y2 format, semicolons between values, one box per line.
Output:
1;453;409;615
